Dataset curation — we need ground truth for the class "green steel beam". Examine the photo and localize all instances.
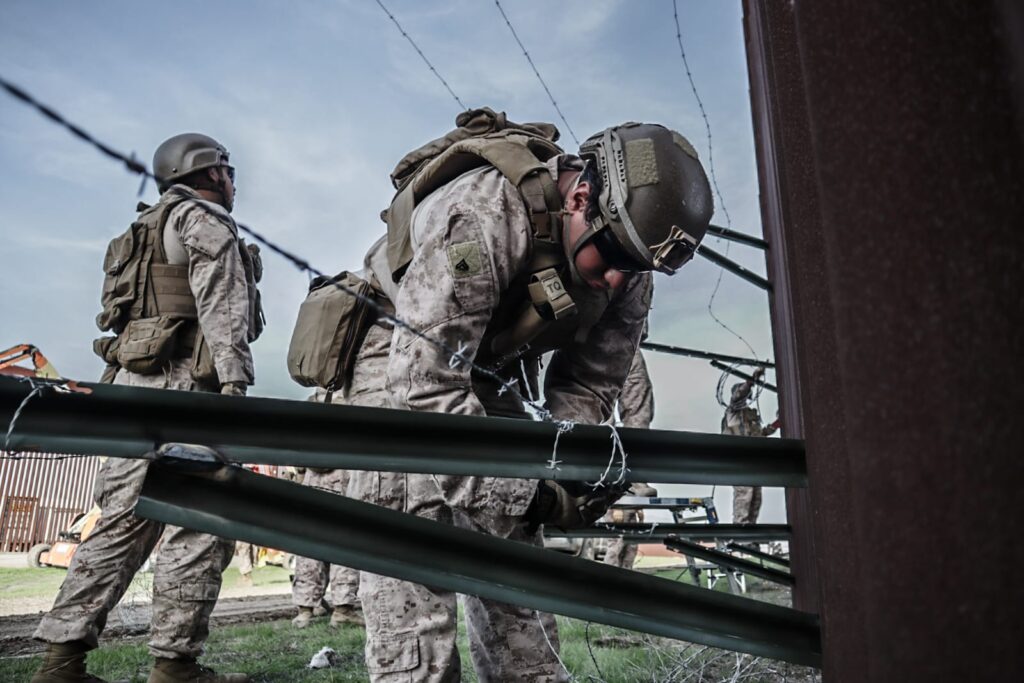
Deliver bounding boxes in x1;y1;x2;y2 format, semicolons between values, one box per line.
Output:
135;459;821;666
544;523;792;543
666;538;795;587
0;377;807;487
710;360;779;393
707;224;770;250
640;341;775;368
697;244;771;291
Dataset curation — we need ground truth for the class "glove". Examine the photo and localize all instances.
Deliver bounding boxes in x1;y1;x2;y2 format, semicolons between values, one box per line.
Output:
524;479;629;534
221;382;247;397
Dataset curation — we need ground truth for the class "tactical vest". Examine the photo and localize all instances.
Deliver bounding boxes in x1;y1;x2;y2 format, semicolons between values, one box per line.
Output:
383;107;610;370
94;187;263;382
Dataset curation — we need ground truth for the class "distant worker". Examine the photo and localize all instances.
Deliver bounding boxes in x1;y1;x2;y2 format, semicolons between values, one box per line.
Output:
721;367;780;525
604;345;658;570
32;133;263;683
290;420;363;629
236;542;255;587
287;109;712;681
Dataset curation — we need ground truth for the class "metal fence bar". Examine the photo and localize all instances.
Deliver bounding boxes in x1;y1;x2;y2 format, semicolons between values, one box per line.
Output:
707;224;770;250
640;341;774;368
0;377;807;487
666;537;795;586
135;461;821;666
727;541;791;567
710;360;779;392
697;244;772;291
544;523;792;543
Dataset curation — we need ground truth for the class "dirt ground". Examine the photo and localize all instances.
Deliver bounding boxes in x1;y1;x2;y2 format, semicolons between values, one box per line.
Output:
0;593;296;656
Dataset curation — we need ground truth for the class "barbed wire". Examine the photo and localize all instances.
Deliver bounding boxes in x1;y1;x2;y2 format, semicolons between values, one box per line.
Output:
0;74;576;431
493;0;580;146
0;376;106;462
671;1;761;365
374;0;468;111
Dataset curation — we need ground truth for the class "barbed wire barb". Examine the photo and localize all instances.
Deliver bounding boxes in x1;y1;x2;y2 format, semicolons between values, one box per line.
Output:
374;0;468;111
493;0;580;146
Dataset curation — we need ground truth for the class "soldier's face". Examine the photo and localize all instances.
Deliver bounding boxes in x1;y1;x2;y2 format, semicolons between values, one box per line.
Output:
563;179;627;291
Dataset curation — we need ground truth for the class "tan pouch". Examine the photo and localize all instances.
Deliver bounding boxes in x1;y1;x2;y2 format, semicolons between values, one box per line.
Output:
92;335;122;384
287;271;375;391
115;316;185;375
190;328;219;388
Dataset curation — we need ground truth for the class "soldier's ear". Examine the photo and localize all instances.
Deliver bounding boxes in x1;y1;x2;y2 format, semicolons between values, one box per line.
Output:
568;180;592;213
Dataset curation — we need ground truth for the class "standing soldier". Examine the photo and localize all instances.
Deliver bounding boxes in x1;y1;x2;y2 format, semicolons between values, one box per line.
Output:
721;367;780;525
290;110;712;682
603;345;658;570
32;133;263;683
291;466;363;628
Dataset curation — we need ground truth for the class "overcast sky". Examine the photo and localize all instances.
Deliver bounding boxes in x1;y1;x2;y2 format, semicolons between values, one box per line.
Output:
0;0;783;522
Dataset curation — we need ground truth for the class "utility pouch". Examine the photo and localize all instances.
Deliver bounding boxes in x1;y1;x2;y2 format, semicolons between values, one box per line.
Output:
287;271;376;391
92;335;121;384
190;328;220;388
115;316;186;375
96;223;145;334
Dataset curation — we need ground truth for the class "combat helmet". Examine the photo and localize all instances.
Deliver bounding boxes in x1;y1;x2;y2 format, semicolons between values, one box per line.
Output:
577;123;713;274
153;133;230;192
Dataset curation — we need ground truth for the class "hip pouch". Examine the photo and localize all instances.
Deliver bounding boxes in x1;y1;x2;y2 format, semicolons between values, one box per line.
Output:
287;271;377;392
115;316;187;375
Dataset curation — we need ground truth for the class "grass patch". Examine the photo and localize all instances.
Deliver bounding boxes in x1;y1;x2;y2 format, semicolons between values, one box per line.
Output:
2;569;807;681
0;567;67;600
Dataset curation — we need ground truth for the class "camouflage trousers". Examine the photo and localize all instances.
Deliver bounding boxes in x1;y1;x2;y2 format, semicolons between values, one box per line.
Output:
733;486;763;525
291;468;359;608
236;542;255;576
34;362;236;659
343;325;567;683
603;509;641;570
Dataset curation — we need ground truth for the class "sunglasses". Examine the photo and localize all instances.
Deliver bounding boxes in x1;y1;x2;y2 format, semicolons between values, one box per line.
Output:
221;165;236;183
591;227;644;273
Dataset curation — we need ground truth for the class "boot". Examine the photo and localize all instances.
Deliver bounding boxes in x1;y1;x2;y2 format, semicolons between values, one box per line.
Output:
30;641;108;683
312;598;329;617
291;606;314;628
329;604;365;628
147;657;248;683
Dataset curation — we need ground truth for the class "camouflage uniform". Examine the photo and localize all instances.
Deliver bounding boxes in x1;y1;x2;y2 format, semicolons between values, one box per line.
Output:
604;348;656;569
348;158;651;682
236;542;255;578
290;467;360;610
722;381;770;525
34;186;253;660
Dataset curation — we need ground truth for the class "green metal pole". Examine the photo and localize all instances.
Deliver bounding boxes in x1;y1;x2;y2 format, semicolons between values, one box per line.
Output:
0;377;806;487
135;461;821;666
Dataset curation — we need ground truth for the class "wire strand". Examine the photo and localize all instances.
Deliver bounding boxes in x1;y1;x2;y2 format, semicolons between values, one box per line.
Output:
493;0;580;146
671;1;760;362
374;0;468;111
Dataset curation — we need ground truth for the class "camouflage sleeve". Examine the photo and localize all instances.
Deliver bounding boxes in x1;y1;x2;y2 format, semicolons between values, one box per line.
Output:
387;170;531;416
544;273;653;424
617;347;655;428
175;201;254;385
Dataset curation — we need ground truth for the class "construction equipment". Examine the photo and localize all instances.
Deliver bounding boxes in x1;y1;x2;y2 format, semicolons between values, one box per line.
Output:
0;344;60;379
28;506;100;569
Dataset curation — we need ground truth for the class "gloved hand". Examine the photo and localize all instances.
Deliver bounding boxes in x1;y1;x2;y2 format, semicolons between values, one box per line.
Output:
220;382;247;397
524;479;629;533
